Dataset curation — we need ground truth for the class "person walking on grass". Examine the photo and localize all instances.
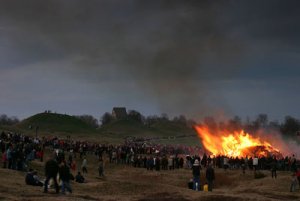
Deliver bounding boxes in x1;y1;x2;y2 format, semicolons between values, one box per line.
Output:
81;156;88;174
59;161;72;194
98;158;105;177
44;156;59;193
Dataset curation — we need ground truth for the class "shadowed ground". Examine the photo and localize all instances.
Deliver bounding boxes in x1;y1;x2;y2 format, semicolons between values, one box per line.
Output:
0;150;299;201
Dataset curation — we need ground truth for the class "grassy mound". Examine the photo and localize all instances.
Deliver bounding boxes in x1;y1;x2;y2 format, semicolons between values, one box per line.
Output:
17;113;96;134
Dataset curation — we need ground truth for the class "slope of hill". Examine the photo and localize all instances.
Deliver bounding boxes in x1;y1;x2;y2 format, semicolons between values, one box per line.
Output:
99;119;199;145
17;113;96;134
9;113;199;145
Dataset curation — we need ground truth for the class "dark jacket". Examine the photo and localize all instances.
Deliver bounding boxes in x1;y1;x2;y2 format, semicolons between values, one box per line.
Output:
25;172;43;186
192;165;200;177
271;159;277;171
59;164;70;181
45;159;59;177
75;173;85;183
25;172;35;185
206;166;215;181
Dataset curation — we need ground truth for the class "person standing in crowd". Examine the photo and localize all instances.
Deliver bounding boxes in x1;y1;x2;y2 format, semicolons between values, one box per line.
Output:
290;172;298;192
291;154;297;173
2;150;7;168
206;164;215;191
201;153;207;168
192;159;201;191
271;156;277;179
81;156;88;174
44;156;59;193
70;160;76;173
6;145;12;169
253;156;258;172
59;161;72;194
296;168;300;187
223;156;229;171
98;158;105;177
168;156;173;170
155;156;160;171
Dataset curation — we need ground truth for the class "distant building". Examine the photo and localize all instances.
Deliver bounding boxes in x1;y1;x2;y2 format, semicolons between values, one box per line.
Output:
112;107;127;119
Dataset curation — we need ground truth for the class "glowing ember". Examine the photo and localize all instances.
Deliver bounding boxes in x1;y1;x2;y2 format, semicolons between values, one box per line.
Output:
195;125;282;158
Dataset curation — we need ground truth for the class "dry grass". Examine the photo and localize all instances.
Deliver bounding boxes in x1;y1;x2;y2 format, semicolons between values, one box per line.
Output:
0;151;299;201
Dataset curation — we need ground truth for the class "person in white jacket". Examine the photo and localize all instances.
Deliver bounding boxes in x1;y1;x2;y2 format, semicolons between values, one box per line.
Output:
81;157;87;174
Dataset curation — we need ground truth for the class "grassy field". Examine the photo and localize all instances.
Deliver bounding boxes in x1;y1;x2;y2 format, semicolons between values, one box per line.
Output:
1;113;299;200
0;149;299;201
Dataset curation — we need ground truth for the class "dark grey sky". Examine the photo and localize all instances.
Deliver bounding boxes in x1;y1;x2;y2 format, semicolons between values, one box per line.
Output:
1;0;300;121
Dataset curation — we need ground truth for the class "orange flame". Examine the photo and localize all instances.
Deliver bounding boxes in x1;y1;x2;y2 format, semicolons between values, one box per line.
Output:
195;125;281;158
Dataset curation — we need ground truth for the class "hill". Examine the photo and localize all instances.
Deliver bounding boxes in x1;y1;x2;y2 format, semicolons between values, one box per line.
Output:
5;113;199;145
17;113;96;134
100;119;199;145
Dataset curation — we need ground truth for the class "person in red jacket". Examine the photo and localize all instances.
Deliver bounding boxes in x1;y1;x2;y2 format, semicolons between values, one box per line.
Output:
71;160;76;172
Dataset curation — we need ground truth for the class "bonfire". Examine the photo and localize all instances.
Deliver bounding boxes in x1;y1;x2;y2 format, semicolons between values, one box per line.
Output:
194;125;283;158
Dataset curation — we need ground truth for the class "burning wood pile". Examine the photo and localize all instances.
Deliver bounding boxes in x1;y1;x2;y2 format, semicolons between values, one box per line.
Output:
195;125;283;158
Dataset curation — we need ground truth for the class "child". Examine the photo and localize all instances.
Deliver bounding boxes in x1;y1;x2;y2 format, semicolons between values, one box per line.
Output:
188;179;193;190
203;182;208;192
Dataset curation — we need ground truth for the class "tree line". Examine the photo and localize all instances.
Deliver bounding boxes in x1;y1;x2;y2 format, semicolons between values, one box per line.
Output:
1;112;300;137
101;112;300;137
0;114;20;126
100;110;196;128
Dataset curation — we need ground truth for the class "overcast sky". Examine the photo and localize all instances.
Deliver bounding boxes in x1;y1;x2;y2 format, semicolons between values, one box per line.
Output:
1;0;300;121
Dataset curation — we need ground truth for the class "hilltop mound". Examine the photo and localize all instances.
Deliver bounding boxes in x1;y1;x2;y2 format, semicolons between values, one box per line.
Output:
17;113;96;133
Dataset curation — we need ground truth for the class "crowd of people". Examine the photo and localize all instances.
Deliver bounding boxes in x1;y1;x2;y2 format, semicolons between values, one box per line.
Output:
1;131;44;171
1;130;300;194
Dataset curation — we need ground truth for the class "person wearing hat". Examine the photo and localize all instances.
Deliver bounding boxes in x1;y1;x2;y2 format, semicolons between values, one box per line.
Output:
192;159;201;191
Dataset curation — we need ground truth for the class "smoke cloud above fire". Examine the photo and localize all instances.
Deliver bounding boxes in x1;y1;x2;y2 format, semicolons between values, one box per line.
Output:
1;1;300;120
255;129;300;158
